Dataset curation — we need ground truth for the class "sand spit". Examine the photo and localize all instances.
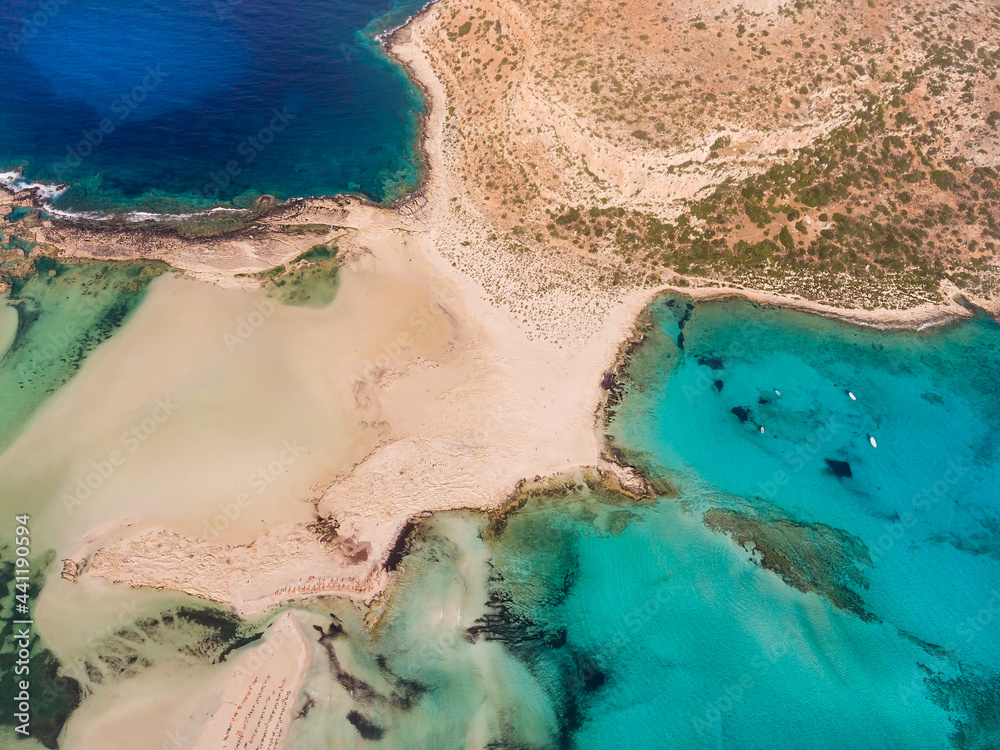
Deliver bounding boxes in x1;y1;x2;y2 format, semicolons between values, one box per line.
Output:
58;0;994;625
61;610;311;750
4;4;996;747
192;612;310;750
56;6;649;620
86;525;386;617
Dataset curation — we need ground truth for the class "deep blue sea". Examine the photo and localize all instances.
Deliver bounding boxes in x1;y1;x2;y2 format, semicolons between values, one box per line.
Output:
0;0;426;215
3;2;1000;741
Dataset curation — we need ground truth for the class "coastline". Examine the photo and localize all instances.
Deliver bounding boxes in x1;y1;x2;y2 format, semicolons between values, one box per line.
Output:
665;282;986;331
2;0;993;330
4;3;999;746
13;0;998;612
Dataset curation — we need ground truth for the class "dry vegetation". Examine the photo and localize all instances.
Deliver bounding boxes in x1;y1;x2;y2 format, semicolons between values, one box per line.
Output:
418;0;1000;309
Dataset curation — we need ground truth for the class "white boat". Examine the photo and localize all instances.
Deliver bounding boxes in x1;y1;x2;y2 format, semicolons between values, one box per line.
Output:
868;435;877;448
774;389;781;396
848;391;857;401
760;426;765;433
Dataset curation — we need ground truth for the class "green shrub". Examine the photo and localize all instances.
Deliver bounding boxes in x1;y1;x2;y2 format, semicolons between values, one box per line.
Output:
778;226;794;249
930;170;954;190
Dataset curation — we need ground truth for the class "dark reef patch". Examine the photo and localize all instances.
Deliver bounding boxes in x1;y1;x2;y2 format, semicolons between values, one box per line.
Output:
931;512;1000;562
698;355;725;370
0;549;81;748
295;694;316;720
927;669;1000;750
307;515;340;547
347;710;386;740
216;631;263;663
0;257;168;450
731;406;751;423
703;506;874;620
466;489;632;748
385;519;419;572
466;582;568;649
314;613;428;714
824;459;853;478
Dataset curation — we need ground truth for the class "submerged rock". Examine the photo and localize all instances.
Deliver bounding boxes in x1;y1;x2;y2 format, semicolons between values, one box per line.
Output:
824;458;853;478
347;710;385;740
927;669;1000;750
703;506;874;620
698;355;725;370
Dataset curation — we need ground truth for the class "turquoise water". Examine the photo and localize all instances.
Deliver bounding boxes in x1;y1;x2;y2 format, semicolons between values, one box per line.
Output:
3;284;999;748
282;296;1000;749
599;296;1000;747
0;0;426;215
0;257;167;451
609;296;1000;671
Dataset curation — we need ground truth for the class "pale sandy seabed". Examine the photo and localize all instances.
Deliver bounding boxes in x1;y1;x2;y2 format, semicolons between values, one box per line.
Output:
3;202;646;747
0;303;16;360
2;5;995;749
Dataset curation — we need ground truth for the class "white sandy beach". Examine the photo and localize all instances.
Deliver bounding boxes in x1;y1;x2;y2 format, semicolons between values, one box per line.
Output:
6;6;653;624
1;1;996;748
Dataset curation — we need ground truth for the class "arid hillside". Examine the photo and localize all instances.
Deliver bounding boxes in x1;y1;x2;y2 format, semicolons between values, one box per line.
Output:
416;0;1000;308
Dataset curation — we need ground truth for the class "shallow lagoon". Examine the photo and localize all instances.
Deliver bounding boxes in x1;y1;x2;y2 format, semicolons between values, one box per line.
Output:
3;286;999;748
276;295;1000;748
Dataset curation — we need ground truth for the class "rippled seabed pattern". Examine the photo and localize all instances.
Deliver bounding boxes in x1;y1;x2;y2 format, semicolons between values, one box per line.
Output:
0;0;426;214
